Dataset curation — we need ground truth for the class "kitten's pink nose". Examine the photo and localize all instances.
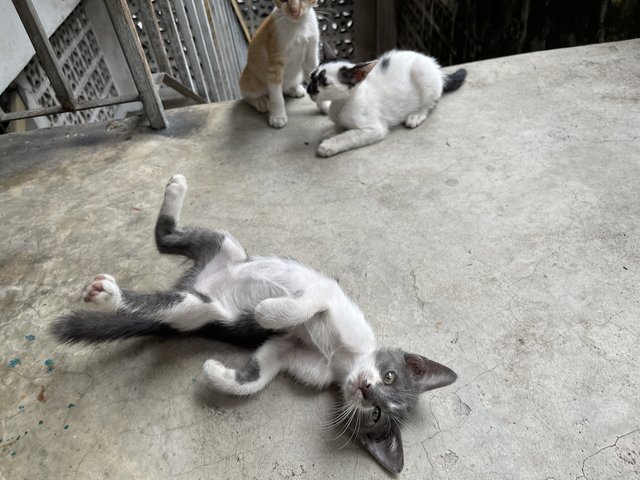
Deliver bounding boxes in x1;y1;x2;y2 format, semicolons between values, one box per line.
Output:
290;8;301;17
359;382;372;399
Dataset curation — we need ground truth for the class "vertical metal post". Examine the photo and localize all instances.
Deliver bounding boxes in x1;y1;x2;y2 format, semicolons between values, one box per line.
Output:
11;0;77;110
184;0;217;100
156;0;194;90
137;0;172;73
104;0;167;129
193;0;221;100
172;0;209;101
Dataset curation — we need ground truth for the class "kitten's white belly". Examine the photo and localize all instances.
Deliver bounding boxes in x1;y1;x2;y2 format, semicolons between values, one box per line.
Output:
193;257;321;315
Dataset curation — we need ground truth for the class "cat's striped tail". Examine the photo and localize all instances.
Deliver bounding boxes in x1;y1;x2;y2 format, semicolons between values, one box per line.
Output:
443;68;467;93
51;310;274;347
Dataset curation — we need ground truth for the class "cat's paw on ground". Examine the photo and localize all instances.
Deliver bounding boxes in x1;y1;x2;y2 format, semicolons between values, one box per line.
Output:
83;274;121;309
285;84;306;98
317;140;338;157
404;112;427;129
269;115;288;129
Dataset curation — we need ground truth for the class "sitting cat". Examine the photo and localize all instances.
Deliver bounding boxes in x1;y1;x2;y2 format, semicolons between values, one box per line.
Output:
307;49;467;157
52;175;457;473
240;0;327;128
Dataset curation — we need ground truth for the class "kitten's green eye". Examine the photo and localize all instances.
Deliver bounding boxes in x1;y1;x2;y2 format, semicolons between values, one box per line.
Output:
372;406;381;422
383;371;396;385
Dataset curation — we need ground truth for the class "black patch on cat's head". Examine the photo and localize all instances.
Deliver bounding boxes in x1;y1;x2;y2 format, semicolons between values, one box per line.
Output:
306;68;328;98
380;57;390;72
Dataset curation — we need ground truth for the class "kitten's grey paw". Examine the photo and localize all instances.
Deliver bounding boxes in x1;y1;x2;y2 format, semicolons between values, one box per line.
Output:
317;140;338;157
404;113;427;129
269;115;288;129
247;96;269;113
285;84;306;98
83;274;121;309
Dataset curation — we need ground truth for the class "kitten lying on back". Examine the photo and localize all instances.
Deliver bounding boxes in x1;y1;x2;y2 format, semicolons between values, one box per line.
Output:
307;49;467;157
240;0;327;128
51;175;457;473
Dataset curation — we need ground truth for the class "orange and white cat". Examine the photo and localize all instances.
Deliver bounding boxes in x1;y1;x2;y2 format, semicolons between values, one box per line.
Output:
239;0;327;128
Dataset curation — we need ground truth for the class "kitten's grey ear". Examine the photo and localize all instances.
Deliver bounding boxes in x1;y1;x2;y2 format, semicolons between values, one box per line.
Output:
340;61;378;85
404;353;457;392
360;422;404;473
322;41;338;61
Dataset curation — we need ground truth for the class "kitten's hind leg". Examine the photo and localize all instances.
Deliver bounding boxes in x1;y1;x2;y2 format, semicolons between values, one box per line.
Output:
245;95;269;113
203;336;292;395
83;274;122;310
404;107;429;129
155;175;238;266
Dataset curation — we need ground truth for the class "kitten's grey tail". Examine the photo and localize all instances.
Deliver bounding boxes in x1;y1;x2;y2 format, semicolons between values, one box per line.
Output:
51;310;175;344
51;311;274;348
443;68;467;93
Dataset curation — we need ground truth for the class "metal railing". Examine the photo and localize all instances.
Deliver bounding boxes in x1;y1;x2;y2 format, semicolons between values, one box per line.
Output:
1;0;245;130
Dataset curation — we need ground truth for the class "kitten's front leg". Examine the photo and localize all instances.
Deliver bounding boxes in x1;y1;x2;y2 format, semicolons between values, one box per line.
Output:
317;127;387;157
266;57;287;128
321;124;345;141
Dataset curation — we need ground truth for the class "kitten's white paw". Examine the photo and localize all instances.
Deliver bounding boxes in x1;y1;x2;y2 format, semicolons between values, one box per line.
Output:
203;359;233;383
317;140;338;157
404;113;427;129
269;115;288;129
317;100;331;115
166;174;187;196
255;299;281;329
83;274;121;309
285;84;306;98
247;96;269;113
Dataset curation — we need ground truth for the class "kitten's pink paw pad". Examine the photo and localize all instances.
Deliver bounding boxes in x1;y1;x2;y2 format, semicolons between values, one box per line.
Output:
83;274;120;307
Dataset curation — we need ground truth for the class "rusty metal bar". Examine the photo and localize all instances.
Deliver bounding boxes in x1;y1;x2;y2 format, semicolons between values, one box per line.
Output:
1;93;140;122
11;0;77;110
104;0;167;129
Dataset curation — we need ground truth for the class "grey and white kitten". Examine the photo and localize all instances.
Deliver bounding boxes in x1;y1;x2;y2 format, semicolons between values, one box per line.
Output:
307;49;467;157
52;175;457;473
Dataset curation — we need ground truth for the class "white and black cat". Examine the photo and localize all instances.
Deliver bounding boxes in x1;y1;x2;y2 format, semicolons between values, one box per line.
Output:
306;49;467;157
52;175;457;473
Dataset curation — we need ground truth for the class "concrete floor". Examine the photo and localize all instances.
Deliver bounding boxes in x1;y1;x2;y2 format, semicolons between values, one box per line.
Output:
1;39;639;479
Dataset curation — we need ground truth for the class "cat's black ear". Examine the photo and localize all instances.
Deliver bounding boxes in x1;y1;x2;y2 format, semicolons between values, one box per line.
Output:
404;353;457;392
339;61;378;86
360;422;404;473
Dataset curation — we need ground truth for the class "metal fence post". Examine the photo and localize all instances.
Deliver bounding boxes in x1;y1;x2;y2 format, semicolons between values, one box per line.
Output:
103;0;167;129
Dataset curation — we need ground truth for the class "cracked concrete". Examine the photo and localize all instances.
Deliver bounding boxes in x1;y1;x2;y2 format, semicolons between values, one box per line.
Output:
1;39;640;479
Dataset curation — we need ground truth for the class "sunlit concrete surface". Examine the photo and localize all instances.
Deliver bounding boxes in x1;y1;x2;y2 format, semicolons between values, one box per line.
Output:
1;39;639;479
